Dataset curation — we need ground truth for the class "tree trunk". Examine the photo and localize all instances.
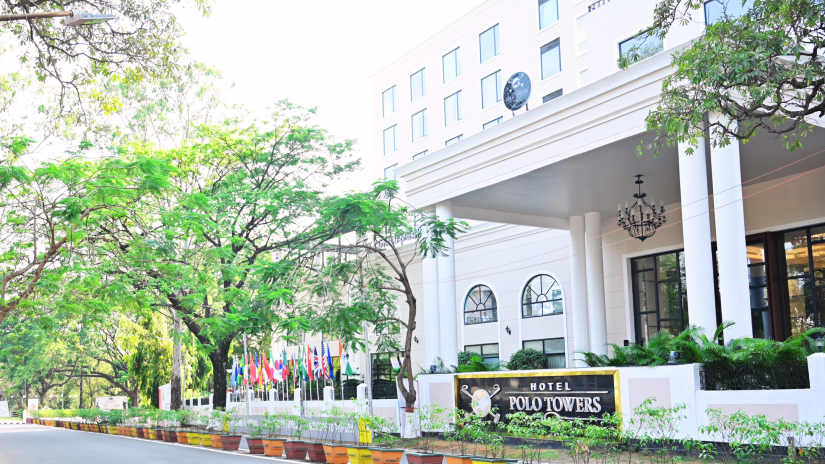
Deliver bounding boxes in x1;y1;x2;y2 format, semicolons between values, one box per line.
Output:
209;338;232;409
129;389;140;409
171;311;182;410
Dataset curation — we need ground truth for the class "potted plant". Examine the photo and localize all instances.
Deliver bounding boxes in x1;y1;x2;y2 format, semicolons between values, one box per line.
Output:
345;408;373;464
321;407;349;464
160;409;179;442
208;409;225;449
247;419;267;455
304;410;327;463
221;407;244;451
284;413;311;459
196;410;212;447
262;412;286;457
407;403;448;464
368;414;403;464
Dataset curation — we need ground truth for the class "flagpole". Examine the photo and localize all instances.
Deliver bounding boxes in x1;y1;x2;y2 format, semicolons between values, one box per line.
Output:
243;333;250;415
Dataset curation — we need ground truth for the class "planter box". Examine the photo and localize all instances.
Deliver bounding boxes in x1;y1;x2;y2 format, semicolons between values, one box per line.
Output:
263;438;285;457
222;434;242;451
248;437;266;454
285;440;308;460
166;430;178;442
187;432;201;445
323;443;350;464
306;442;327;463
445;455;473;464
407;453;444;464
201;433;212;447
369;448;405;464
347;446;372;464
209;433;223;449
177;431;189;444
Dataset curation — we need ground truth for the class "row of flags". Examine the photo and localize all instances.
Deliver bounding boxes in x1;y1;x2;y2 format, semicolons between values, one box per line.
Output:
231;340;357;388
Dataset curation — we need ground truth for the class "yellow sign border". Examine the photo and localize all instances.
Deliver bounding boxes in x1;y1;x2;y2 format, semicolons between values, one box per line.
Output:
454;369;621;419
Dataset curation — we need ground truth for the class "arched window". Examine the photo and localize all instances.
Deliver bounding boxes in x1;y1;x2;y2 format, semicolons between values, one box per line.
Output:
464;285;498;325
522;274;563;318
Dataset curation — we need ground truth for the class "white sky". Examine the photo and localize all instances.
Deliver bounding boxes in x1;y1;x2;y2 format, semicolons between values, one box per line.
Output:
174;0;486;191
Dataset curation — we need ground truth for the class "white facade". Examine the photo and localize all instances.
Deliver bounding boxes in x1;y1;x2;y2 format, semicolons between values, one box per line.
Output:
370;0;825;373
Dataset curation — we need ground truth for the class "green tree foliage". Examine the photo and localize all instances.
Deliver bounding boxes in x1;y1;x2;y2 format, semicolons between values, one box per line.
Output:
621;0;825;154
505;348;548;371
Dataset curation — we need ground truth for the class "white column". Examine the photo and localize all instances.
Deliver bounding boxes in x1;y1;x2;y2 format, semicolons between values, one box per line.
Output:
569;216;590;366
709;114;752;340
436;200;459;368
584;212;608;355
422;255;441;368
678;138;718;337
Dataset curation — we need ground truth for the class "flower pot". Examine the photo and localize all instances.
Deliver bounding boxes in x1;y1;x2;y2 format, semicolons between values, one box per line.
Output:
445;455;473;464
177;431;189;444
306;442;327;462
285;440;309;460
136;427;145;438
347;446;373;464
221;434;242;451
263;438;285;457
166;430;178;442
323;443;350;464
404;407;415;413
373;448;405;464
248;437;266;454
200;433;212;447
209;433;223;448
407;453;444;464
187;432;201;445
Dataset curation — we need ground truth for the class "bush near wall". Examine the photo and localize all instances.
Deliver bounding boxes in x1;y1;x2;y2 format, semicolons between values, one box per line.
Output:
505;348;547;371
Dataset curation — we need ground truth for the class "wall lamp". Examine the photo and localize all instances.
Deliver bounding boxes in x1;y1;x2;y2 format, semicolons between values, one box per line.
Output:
414;336;419;344
505;326;511;335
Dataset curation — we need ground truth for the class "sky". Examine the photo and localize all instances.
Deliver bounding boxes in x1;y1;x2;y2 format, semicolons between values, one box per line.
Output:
173;0;487;190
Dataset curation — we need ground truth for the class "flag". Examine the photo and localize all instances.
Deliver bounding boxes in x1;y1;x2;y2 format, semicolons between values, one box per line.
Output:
250;353;258;384
326;342;334;382
307;345;314;381
283;349;289;381
321;343;329;380
256;353;263;388
231;356;238;387
292;349;298;382
241;354;247;386
313;346;321;378
261;352;269;384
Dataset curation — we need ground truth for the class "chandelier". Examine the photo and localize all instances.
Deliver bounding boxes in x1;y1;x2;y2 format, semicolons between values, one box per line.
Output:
617;175;666;241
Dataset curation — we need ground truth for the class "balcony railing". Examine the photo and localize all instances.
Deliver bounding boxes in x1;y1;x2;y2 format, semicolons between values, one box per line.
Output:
588;0;611;12
699;365;810;391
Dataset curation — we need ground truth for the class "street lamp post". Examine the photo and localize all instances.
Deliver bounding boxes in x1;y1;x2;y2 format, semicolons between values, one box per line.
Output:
0;10;115;26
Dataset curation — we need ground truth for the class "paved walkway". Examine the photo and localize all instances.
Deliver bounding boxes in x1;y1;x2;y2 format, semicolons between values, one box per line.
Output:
0;424;285;464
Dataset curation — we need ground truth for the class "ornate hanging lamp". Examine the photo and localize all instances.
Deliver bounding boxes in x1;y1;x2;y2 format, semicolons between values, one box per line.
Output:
617;175;666;241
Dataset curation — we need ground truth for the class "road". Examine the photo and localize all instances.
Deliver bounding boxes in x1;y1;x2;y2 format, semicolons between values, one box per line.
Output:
0;424;272;464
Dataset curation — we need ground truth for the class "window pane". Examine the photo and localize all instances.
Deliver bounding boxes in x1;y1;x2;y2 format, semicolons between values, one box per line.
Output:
661;319;682;337
751;309;771;340
633;269;656;313
542;89;563;103
704;0;751;25
483;117;502;130
619;33;664;61
383;126;396;156
481;71;501;109
382;87;395;117
479;24;500;63
411;109;427;142
658;281;682;320
787;277;813;335
444;92;462;126
657;253;679;280
632;257;654;272
465;345;481;354
523;340;543;351
541;39;561;80
749;264;766;287
544;338;564;354
443;48;461;82
482;344;499;355
413;150;427;160
383;164;397;180
410;68;426;100
445;135;462;146
784;230;810;277
749;286;768;310
746;241;765;264
813;242;825;285
638;312;658;343
547;353;565;369
539;0;559;29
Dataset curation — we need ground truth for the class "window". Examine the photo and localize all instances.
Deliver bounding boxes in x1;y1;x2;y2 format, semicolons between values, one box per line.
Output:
780;225;825;336
541;39;561;80
523;338;566;369
445;135;463;146
619;32;664;63
465;344;499;364
443;47;461;83
464;285;498;325
543;89;563;103
631;251;688;344
383;164;397;181
574;14;587;55
746;240;770;339
479;24;501;63
483;117;503;130
383;125;397;156
578;69;589;88
539;0;559;29
413;150;428;160
371;352;404;398
411;109;428;142
382;86;396;117
522;274;563;318
410;68;426;101
444;91;463;126
481;71;502;109
704;0;751;25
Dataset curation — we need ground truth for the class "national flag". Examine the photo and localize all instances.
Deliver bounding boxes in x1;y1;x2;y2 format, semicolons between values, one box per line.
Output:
313;346;321;378
292;349;298;382
283;349;289;381
256;353;263;387
321;343;328;380
262;352;270;384
250;353;258;384
241;354;248;386
307;345;314;381
326;342;334;382
231;356;238;387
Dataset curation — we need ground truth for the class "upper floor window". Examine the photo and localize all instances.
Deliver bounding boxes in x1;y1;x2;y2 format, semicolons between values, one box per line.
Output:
481;70;502;109
443;47;461;83
539;0;559;29
522;274;563;318
411;109;428;142
780;226;825;337
541;39;561;80
413;150;428;160
444;91;464;126
465;343;500;364
464;284;498;325
382;86;396;117
479;24;501;63
523;338;566;368
483;117;503;130
383;164;397;181
410;68;426;101
631;251;687;344
445;134;463;146
543;89;563;103
704;0;751;25
383;125;397;156
619;32;664;63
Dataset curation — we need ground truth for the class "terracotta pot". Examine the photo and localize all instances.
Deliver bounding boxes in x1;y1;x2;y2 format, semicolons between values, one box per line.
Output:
248;437;266;454
137;427;145;438
201;433;212;447
263;438;285;457
445;455;473;464
407;453;444;464
347;446;373;464
404;407;415;413
221;434;242;451
209;433;223;448
166;430;178;442
284;440;308;460
177;431;189;444
306;442;327;462
370;448;405;464
323;443;350;464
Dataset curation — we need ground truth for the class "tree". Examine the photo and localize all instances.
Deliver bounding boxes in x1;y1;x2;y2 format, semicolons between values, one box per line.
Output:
300;180;468;408
621;0;825;154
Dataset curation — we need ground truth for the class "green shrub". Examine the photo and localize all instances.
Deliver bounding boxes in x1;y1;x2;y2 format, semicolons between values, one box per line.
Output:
457;350;476;366
506;348;547;370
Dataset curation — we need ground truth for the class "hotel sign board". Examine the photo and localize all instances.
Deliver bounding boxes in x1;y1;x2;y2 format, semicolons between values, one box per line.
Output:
455;370;620;423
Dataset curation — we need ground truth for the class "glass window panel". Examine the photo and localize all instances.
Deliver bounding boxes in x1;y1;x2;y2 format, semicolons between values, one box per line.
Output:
619;32;664;61
540;39;561;80
411;109;427;142
817;288;825;332
523;340;543;351
479;24;500;63
749;286;768;309
547;353;565;369
382;87;395;117
746;241;765;264
465;345;482;354
638;312;658;343
704;0;751;25
634;270;656;313
444;91;463;126
482;344;499;355
749;264;767;287
632;257;654;272
383;126;396;156
812;242;825;285
787;277;813;336
657;253;679;280
544;338;565;354
539;0;559;29
481;71;501;109
812;226;825;242
658;281;682;320
383;164;397;181
445;135;463;146
784;230;810;277
522;274;563;318
483;117;503;130
442;48;461;83
410;68;426;101
751;309;771;340
543;89;563;103
412;150;428;160
661;319;682;337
